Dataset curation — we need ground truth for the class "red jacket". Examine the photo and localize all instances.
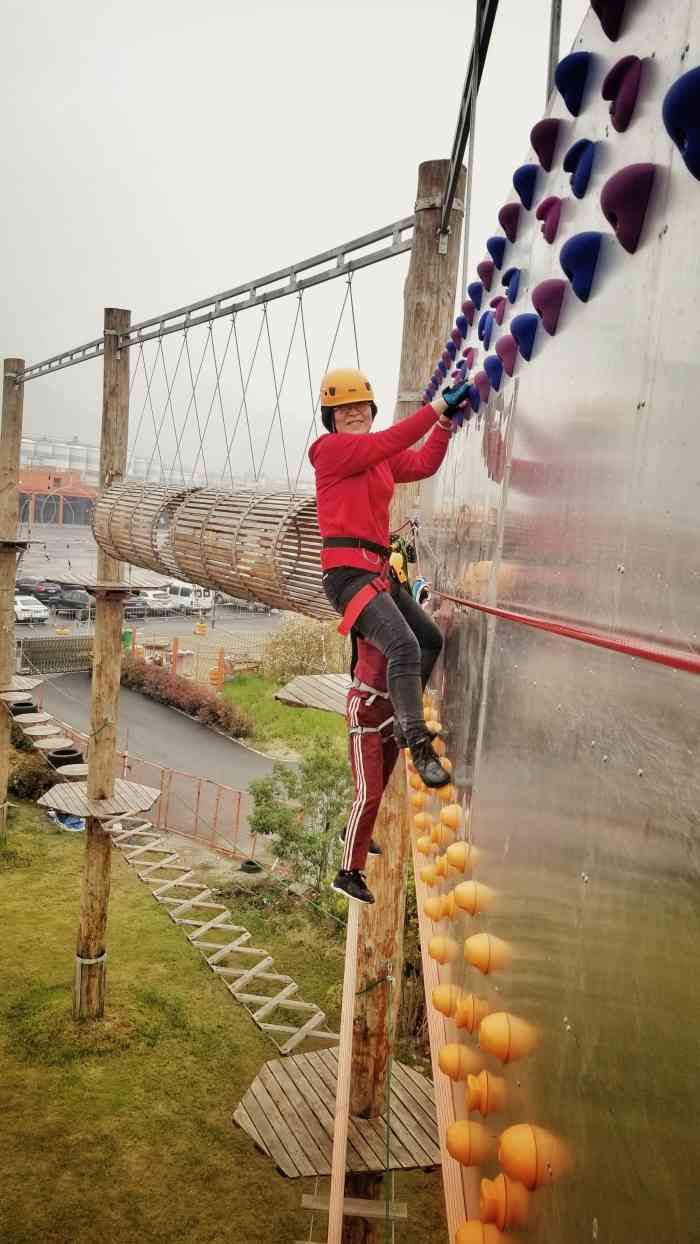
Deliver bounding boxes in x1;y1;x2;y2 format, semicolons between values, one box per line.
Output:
309;404;450;572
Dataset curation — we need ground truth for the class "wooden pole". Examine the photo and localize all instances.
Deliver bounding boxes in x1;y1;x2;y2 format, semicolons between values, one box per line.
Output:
74;308;130;1020
342;160;466;1242
0;359;25;833
327;900;360;1244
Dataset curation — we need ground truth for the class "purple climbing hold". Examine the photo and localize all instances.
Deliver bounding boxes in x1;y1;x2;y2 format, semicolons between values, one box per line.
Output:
532;278;567;336
477;259;495;291
555;51;592;117
536;196;563;245
461;299;476;325
467;384;481;414
446;340;457;359
498;202;521;244
478;310;494;350
474;371;491;403
502;267;521;304
468;282;484;311
441;350;451;366
438;360;448;376
602;56;642;133
463;347;476;370
431;370;441;386
563;139;596;199
591;0;627;41
530;118;562;172
490;295;507;326
600;163;655;254
486;236;507;269
510;313;539;361
560;232;602;302
513;163;539;210
663;67;700;180
484;355;503;392
456;314;469;336
451;327;463;346
495;334;518;377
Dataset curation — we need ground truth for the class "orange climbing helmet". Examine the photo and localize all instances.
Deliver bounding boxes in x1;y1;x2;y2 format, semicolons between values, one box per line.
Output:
320;367;377;431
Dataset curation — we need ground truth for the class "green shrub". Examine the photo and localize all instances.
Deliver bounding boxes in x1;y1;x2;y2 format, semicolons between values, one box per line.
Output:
121;656;253;738
261;617;349;682
8;754;55;801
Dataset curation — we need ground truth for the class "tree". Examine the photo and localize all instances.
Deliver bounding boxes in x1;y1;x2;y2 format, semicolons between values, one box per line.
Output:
249;745;353;891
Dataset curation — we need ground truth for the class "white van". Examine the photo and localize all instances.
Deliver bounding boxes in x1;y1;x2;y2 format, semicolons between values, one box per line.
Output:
166;581;214;614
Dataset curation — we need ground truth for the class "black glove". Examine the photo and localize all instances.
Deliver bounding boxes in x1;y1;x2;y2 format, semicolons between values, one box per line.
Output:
441;378;471;414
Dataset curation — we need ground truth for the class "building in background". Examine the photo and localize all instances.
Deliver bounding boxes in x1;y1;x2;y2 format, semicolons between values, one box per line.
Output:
18;468;96;525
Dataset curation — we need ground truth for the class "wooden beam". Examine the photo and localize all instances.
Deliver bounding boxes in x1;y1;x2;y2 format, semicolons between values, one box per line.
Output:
74;308;130;1020
343;159;466;1243
327;899;360;1244
0;359;25;832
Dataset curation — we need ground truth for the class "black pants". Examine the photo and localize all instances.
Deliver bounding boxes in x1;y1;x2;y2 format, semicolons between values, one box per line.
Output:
323;567;442;747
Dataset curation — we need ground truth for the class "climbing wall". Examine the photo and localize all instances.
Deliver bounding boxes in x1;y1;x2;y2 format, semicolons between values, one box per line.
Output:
411;3;700;1241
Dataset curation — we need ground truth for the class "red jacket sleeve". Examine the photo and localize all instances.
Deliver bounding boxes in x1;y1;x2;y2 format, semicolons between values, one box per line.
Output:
311;404;439;479
390;423;451;483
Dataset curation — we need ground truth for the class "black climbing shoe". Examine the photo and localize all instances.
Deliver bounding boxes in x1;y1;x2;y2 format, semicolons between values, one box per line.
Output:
331;869;375;904
394;721;445;750
409;736;450;788
339;828;382;857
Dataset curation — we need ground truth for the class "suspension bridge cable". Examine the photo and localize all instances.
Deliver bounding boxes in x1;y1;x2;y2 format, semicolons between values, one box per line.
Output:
181;329;211;486
208;317;238;490
158;332;188;486
143;341;171;483
292;278;353;493
347;272;361;369
231;312;259;480
255;302;300;489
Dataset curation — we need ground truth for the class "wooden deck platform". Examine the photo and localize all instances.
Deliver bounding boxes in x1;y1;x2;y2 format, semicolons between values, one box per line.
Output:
0;675;44;692
233;1047;440;1179
275;674;349;716
38;778;160;819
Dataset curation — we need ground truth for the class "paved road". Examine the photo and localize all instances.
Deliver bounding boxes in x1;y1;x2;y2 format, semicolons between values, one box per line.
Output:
42;672;275;789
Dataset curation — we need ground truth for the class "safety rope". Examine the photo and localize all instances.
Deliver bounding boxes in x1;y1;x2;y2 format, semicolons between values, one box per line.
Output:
429;587;700;676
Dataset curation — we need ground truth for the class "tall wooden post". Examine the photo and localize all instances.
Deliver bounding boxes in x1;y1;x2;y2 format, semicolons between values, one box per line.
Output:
343;161;466;1241
0;360;25;832
74;308;131;1019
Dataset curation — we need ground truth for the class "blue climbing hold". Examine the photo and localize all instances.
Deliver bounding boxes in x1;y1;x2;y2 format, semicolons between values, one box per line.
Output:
437;359;448;376
484;354;504;392
478;310;494;350
456;313;470;337
560;231;602;302
513;163;539;210
467;281;483;310
663;67;700;180
467;384;481;414
555;51;592;117
502;267;521;304
486;236;507;269
563;138;596;199
446;340;457;359
510;313;539;361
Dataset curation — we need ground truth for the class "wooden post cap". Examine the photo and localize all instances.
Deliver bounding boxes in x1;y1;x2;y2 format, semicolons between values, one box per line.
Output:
446;1119;495;1166
466;1070;508;1117
479;1012;540;1063
480;1173;530;1229
464;933;512;974
438;1042;482;1081
498;1123;573;1189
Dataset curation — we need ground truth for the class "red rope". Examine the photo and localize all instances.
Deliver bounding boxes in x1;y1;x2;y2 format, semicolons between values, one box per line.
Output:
431;589;700;677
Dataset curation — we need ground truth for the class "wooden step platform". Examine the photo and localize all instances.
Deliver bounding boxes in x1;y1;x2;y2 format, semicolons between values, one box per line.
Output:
33;736;75;751
301;1194;407;1221
13;712;52;724
38;778;160;819
0;675;44;692
233;1047;440;1179
22;724;62;738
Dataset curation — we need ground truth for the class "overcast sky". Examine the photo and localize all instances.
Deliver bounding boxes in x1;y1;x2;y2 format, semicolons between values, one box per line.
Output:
1;0;587;485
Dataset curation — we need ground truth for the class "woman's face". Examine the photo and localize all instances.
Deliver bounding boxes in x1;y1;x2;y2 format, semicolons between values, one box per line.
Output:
333;401;373;435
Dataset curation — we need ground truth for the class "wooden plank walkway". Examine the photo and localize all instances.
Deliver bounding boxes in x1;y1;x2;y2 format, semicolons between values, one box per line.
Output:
275;674;350;716
38;778;160;818
105;817;339;1056
233;1047;440;1179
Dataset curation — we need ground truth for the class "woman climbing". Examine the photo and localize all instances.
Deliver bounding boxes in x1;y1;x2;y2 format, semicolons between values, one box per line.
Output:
309;366;469;902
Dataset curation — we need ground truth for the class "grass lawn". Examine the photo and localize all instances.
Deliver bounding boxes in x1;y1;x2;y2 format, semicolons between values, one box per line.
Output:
223;674;346;757
0;806;446;1244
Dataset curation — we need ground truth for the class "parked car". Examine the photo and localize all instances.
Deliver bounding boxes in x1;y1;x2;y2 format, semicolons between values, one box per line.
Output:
15;577;61;606
14;594;50;624
166;581;214;614
138;589;177;615
123;595;147;619
53;589;95;621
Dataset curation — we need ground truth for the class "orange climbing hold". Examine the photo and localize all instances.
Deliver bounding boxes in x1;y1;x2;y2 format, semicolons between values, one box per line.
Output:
411;791;428;810
446;840;478;873
438;1042;481;1081
429;935;459;964
425;718;442;733
409;771;424;791
480;1173;530;1228
479;1012;540;1063
446;1119;495;1166
423;896;444;921
413;811;433;831
416;835;436;856
454;993;490;1033
440;804;463;830
420;864;438;887
432;737;447;756
431;823;456;847
466;1069;508;1116
464;933;512;974
432;984;464;1017
438;783;456;804
455;1223;508;1244
440;757;453;774
498;1123;572;1189
454;880;496;915
434;854;449;879
441;890;458;920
